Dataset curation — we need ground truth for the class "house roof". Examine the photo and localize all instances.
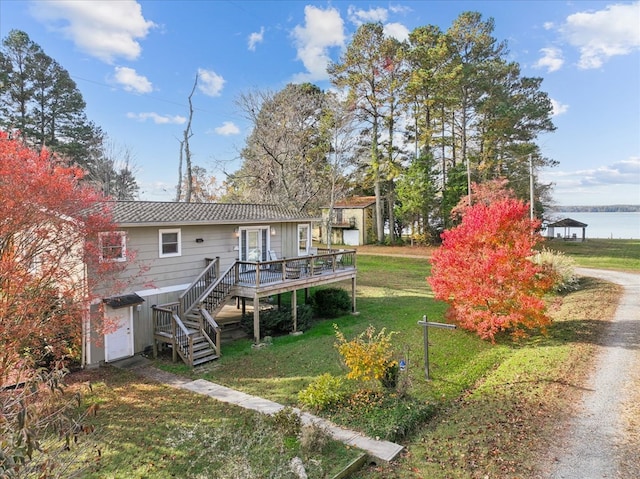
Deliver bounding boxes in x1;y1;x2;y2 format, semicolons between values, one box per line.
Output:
547;218;588;228
331;196;377;209
107;201;319;227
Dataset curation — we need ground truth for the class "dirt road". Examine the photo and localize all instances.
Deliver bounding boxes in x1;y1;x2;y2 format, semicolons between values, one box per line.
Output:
549;268;640;479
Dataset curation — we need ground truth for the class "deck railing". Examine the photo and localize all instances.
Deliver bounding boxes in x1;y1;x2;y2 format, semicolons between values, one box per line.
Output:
234;249;356;287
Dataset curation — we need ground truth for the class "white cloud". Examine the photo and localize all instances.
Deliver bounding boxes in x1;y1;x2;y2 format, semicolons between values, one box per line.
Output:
113;66;152;93
214;121;240;136
291;6;345;83
345;6;409;41
384;22;410;42
30;0;156;63
546;157;640;187
389;5;412;15
248;27;265;51
534;47;564;72
561;2;640;69
550;98;569;116
126;112;186;124
541;157;640;205
347;6;388;25
197;68;225;97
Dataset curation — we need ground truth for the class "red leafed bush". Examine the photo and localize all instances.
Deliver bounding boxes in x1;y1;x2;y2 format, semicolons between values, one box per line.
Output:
0;132;126;377
428;198;554;341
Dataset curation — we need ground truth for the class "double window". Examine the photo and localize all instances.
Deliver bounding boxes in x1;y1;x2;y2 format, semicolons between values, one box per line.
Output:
159;229;181;258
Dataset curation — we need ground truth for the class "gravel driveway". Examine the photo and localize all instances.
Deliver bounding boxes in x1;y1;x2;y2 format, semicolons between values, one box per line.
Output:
549;268;640;479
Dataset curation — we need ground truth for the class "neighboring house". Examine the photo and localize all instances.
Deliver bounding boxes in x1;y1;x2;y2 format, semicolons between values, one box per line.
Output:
317;196;377;246
87;201;357;368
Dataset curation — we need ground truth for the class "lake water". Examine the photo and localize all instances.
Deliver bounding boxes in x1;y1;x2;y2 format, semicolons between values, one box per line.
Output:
549;212;640;239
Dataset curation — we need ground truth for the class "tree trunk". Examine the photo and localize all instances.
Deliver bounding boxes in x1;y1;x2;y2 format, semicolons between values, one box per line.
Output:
183;75;198;203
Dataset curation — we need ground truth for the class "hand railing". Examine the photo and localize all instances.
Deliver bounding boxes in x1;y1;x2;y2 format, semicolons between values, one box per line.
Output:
179;256;220;317
199;307;221;357
171;312;193;366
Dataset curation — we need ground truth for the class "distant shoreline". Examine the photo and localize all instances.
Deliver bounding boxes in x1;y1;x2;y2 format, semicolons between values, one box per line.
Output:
555;205;640;213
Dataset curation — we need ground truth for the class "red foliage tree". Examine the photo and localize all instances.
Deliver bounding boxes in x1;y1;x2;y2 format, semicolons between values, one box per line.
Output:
0;132;126;380
428;197;554;341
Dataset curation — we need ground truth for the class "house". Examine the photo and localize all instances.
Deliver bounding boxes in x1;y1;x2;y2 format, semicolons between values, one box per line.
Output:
545;218;588;242
317;196;377;246
86;201;357;368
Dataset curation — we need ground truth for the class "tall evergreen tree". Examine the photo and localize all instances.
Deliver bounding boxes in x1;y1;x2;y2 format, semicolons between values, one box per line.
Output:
0;29;139;199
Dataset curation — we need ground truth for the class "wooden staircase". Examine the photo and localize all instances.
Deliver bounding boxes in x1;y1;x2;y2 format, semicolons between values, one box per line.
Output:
182;313;221;366
152;257;237;367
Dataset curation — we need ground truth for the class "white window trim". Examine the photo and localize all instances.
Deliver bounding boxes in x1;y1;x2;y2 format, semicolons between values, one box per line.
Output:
238;226;270;262
159;228;182;258
298;224;310;256
99;231;127;263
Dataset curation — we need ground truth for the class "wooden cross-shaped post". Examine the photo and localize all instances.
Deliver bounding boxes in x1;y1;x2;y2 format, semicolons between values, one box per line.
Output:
417;315;456;380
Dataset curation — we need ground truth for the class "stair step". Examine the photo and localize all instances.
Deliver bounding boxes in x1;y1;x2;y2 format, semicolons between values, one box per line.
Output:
192;354;219;366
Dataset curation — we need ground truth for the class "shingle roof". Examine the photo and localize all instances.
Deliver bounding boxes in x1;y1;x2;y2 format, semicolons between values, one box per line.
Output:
107;201;319;227
548;218;588;228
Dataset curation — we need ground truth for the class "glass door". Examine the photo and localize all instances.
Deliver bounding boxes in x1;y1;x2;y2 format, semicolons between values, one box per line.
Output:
240;227;268;264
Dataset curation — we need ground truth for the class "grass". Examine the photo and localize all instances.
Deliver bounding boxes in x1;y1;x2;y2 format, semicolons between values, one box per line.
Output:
542;238;640;271
62;368;361;478
58;240;633;478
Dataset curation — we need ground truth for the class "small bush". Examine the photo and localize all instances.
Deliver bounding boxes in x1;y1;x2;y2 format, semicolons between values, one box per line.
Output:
300;424;331;458
269;406;301;438
241;304;314;336
298;373;347;411
531;248;579;292
367;397;438;441
312;288;351;318
334;324;397;384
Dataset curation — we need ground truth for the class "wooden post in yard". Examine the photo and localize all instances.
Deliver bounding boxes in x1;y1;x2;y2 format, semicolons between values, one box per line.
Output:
418;315;456;380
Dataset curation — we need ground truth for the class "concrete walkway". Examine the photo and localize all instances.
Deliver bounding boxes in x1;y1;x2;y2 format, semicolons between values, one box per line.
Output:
112;357;403;463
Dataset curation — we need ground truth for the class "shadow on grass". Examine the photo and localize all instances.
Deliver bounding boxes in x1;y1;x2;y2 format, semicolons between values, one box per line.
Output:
527;318;640;350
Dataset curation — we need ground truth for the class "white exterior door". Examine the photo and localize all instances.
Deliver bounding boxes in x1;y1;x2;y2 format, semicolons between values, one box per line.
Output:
240;227;269;262
104;306;134;362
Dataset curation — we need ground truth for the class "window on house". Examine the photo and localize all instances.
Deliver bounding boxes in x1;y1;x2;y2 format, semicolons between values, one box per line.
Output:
159;229;181;257
99;231;127;262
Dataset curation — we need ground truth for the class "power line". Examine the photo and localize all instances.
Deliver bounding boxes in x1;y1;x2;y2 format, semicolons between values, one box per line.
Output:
70;74;217;114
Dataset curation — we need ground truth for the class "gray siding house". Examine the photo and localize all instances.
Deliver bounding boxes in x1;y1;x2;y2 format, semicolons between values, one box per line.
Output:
87;201;357;367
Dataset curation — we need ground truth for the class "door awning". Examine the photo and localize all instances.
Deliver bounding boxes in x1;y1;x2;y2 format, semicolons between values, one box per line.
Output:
103;293;144;309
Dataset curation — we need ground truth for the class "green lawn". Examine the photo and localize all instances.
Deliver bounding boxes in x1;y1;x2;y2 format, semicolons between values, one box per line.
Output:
65;242;630;478
542;238;640;271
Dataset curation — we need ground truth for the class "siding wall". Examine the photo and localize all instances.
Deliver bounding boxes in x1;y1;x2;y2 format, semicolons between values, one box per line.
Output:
88;221;307;364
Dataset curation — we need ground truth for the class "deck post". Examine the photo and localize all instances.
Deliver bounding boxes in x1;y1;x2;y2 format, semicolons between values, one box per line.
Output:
351;276;357;313
253;293;260;343
291;289;298;332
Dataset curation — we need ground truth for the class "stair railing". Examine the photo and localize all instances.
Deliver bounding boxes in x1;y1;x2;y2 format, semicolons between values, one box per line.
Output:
171;311;194;366
179;256;220;317
199;307;222;357
195;262;237;316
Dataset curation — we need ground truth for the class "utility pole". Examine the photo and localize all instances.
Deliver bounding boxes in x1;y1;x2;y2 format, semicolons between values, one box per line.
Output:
529;154;534;221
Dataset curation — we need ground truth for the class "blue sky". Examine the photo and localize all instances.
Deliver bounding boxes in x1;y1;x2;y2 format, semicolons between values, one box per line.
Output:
1;0;639;206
